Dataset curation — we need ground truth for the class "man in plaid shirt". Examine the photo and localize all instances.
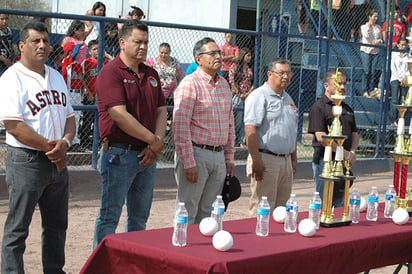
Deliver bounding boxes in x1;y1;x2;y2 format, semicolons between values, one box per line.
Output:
173;37;235;225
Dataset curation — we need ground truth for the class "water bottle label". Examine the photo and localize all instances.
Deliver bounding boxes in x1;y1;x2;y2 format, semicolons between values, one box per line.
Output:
257;208;269;216
212;207;225;215
176;216;188;224
309;202;321;210
286;205;296;212
385;194;395;201
368;196;378;203
350;198;361;205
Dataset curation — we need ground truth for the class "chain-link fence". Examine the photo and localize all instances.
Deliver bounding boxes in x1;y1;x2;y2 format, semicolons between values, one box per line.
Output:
0;0;403;173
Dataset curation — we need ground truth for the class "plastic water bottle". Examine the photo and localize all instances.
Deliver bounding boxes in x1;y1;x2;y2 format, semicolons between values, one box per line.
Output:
211;195;225;231
384;185;397;218
366;186;379;221
308;192;322;229
256;196;271;237
284;194;298;233
349;188;361;224
172;202;188;247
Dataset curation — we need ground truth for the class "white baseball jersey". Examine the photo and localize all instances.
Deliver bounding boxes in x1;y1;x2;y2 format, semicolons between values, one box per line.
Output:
0;62;75;150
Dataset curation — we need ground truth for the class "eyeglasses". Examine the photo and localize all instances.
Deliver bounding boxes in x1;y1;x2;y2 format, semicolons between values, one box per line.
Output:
198;50;222;57
271;70;293;77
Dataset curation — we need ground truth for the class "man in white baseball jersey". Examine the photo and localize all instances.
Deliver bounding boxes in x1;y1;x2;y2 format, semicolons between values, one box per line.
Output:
0;21;76;273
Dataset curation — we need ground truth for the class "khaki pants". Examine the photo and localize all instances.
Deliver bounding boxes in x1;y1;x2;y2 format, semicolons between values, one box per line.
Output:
247;152;293;217
174;147;226;225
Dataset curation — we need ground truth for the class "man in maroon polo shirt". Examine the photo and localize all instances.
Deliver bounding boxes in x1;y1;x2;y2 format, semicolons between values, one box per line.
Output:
93;20;167;249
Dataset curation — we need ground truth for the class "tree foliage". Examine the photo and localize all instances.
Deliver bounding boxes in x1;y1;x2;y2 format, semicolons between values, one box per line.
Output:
0;0;51;29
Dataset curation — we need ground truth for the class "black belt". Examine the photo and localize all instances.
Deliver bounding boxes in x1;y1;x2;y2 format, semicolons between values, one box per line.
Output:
109;142;143;151
192;142;224;152
259;148;289;157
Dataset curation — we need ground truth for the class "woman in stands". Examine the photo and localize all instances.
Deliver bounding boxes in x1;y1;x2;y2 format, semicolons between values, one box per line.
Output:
360;9;383;96
229;47;254;147
85;2;106;45
146;42;183;106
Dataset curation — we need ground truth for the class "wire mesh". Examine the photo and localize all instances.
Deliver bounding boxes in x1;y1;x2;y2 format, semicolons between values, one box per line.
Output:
0;1;402;173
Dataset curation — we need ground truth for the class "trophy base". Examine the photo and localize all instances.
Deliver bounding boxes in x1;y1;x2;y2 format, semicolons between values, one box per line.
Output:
320;219;352;228
319;176;341;181
338;175;356;181
322;135;347;140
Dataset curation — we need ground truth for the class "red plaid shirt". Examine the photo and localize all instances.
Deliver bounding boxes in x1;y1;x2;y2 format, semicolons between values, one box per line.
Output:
173;68;235;169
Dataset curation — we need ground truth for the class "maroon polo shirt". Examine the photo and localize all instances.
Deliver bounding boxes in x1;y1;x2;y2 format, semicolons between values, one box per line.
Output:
96;56;166;148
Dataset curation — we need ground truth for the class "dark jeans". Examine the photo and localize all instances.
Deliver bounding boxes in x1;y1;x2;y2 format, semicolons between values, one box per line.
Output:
93;146;156;249
1;146;68;274
360;51;379;93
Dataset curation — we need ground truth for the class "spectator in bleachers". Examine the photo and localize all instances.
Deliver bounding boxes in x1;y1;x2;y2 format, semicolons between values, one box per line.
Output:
229;48;254;147
360;9;383;95
62;20;91;63
48;44;65;73
128;5;146;20
118;6;146;29
332;0;351;40
39;17;50;29
296;0;310;35
389;38;409;124
404;1;412;34
146;42;183;106
350;0;369;41
220;33;239;82
0;14;15;76
104;22;120;60
61;41;84;149
310;0;326;37
80;39;109;150
382;6;406;48
85;1;106;45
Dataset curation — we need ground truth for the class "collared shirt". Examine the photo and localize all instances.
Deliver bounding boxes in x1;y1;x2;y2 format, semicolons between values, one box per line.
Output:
244;82;298;154
173;68;235;169
96;56;166;148
308;94;358;151
391;51;409;82
220;43;239;72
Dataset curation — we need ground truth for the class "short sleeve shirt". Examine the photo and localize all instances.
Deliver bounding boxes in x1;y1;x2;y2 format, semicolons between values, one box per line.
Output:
308;94;358;151
96;56;166;148
0;62;75;150
220;44;239;72
244;82;298;154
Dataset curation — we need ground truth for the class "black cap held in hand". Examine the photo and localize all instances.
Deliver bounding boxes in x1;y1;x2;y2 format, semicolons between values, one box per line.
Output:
221;175;241;211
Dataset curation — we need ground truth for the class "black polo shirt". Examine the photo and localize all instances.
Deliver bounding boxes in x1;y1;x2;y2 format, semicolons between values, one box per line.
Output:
308;94;358;152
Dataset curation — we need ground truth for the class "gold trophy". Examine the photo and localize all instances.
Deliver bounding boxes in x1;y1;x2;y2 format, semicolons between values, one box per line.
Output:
319;69;353;227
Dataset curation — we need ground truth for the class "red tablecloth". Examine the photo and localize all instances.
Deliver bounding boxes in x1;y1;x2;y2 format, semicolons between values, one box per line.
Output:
81;206;412;274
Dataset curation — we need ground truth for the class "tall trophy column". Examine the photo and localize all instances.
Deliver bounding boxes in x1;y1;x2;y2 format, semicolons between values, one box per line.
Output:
319;69;354;227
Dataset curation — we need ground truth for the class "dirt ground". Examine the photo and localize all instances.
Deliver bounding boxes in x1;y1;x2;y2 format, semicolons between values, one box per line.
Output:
0;170;410;273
